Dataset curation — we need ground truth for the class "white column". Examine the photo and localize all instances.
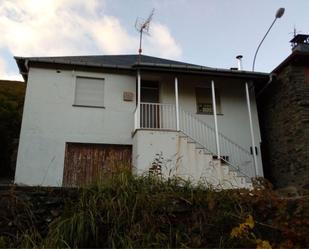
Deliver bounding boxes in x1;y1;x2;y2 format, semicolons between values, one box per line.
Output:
211;80;220;158
137;70;141;129
175;77;180;131
245;82;259;176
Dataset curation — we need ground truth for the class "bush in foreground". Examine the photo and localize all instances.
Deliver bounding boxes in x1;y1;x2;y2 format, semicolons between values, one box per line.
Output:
1;174;308;248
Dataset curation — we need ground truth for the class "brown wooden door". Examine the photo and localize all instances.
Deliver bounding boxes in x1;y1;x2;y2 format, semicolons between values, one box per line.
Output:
63;143;132;187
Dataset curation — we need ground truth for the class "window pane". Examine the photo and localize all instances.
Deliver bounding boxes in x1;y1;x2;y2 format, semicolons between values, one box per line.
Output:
196;87;221;114
75;77;104;107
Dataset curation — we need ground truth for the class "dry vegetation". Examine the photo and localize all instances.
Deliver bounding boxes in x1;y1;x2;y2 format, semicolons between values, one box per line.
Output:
0;173;308;248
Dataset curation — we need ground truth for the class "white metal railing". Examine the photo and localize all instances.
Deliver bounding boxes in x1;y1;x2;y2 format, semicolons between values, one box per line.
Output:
138;102;176;130
134;102;255;178
179;108;255;178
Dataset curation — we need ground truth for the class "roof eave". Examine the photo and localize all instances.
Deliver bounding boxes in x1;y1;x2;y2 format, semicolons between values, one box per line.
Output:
14;56;28;81
132;63;269;80
14;56;269;82
20;57;133;70
14;56;136;81
272;50;309;74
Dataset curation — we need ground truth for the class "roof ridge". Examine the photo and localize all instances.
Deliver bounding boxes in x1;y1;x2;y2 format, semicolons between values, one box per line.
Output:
15;53;182;60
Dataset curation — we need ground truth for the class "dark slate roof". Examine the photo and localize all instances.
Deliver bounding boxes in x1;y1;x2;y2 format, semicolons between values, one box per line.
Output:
15;54;269;82
15;54;201;68
272;50;309;74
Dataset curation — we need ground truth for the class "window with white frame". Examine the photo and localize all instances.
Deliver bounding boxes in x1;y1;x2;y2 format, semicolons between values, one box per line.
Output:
196;87;221;114
74;76;105;107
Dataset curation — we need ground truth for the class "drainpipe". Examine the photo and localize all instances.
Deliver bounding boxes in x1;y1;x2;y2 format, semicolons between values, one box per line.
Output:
137;70;141;129
211;80;220;158
256;73;276;98
175;77;180;131
24;59;29;71
20;59;29;80
245;82;259;176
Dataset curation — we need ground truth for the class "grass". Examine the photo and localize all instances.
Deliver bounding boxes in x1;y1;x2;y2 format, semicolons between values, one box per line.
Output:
1;173;309;248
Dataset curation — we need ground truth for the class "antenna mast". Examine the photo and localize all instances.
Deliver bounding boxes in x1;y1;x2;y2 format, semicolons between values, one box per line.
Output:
135;9;155;63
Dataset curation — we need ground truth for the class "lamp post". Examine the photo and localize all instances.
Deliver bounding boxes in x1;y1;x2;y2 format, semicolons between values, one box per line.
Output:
252;8;285;71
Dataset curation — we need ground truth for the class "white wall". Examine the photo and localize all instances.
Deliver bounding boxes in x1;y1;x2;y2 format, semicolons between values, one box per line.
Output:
15;68;136;186
132;130;181;177
16;68;263;186
132;130;251;188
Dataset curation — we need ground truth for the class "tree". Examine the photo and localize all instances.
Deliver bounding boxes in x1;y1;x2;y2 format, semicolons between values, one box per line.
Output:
0;80;25;178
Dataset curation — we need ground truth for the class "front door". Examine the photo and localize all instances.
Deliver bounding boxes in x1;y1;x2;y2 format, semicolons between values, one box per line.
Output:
141;81;160;128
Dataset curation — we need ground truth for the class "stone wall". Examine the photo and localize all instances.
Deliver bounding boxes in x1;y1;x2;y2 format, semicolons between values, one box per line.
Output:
258;64;309;192
0;185;78;242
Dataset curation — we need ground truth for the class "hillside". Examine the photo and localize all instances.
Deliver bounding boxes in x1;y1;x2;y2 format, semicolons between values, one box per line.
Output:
0;80;26;178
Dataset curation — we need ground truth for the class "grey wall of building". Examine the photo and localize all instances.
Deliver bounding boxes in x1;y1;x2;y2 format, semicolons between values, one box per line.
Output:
258;64;309;192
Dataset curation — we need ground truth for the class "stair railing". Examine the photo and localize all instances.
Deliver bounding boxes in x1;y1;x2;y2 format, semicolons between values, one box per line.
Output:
134;102;255;178
179;108;255;178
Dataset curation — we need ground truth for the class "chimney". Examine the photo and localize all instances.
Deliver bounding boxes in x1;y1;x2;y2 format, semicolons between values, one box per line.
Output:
290;34;309;52
236;55;243;70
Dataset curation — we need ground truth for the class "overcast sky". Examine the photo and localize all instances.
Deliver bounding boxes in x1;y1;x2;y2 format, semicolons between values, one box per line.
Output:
0;0;308;81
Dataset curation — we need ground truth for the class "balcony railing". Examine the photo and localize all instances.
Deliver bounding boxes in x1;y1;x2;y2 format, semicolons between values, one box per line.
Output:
135;102;177;130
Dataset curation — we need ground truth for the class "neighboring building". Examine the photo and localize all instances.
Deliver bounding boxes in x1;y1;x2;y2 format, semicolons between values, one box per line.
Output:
257;34;309;192
14;54;268;188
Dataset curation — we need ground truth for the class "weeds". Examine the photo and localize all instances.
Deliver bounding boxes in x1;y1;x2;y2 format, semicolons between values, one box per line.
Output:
1;174;308;248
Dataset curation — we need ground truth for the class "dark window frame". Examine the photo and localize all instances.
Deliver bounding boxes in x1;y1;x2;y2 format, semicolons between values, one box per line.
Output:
195;87;222;115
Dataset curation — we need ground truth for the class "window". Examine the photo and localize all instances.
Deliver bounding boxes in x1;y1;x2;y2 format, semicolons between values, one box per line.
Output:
74;76;104;108
196;87;221;114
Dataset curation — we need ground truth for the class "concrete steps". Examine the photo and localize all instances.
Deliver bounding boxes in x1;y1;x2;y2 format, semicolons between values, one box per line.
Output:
177;134;252;189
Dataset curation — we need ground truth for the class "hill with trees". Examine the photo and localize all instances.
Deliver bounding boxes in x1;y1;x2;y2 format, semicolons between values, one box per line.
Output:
0;80;25;179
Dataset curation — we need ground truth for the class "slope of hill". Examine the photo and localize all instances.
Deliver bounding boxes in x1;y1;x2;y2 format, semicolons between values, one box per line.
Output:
0;80;26;178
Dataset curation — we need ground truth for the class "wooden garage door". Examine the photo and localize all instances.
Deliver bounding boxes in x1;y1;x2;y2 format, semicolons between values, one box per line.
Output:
63;143;132;187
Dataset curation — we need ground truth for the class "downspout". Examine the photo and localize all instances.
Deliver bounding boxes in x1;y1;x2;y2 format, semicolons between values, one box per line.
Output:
19;59;29;80
24;59;29;71
256;73;276;98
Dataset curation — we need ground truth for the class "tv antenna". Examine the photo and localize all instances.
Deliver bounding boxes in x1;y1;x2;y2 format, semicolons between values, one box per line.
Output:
289;26;302;48
290;25;301;37
135;8;155;62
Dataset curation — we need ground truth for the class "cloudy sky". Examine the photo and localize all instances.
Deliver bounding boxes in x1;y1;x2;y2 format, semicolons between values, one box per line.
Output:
0;0;308;81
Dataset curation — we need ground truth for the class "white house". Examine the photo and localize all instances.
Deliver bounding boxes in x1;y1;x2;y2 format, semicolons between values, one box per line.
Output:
14;54;268;188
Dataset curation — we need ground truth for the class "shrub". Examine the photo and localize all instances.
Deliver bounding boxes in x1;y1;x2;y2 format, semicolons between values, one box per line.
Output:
1;174;308;248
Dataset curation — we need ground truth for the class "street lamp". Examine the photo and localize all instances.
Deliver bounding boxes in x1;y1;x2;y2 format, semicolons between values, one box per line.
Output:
252;8;285;71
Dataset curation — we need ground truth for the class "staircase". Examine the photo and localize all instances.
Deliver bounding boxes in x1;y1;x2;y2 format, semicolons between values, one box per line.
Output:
178;108;255;181
177;133;252;189
134;102;256;188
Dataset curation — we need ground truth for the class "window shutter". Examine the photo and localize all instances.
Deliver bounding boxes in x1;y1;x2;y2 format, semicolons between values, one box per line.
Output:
75;77;104;107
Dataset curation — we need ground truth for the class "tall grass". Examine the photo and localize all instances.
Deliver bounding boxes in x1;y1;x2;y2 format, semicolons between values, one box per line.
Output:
4;173;308;248
33;173;240;248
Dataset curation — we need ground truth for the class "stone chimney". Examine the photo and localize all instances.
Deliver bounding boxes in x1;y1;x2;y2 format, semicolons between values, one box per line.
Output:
290;34;309;52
